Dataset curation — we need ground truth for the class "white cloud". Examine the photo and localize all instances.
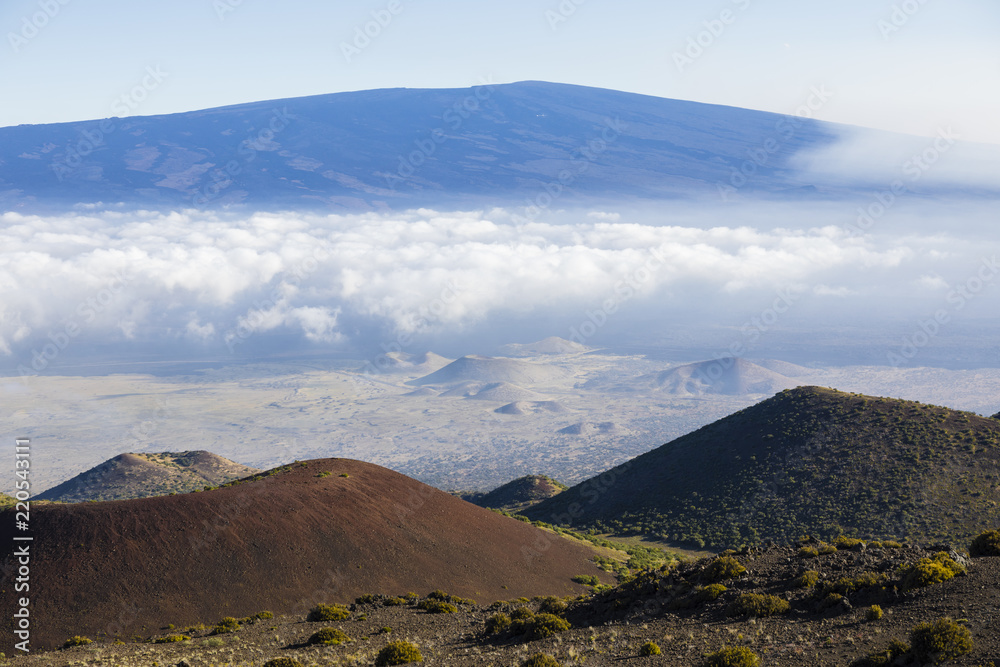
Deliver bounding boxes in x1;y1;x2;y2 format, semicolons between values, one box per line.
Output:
0;203;996;363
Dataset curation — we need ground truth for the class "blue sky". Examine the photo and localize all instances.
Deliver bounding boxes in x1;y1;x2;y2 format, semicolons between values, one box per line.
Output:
2;0;998;143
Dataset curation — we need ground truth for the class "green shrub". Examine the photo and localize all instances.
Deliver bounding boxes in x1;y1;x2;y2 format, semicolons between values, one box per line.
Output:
375;640;423;665
970;529;1000;557
798;546;819;558
485;613;511;635
356;594;380;604
910;618;973;664
308;627;351;646
640;641;662;656
524;613;571;640
211;617;241;635
153;634;190;643
795;570;820;588
819;593;845;610
866;605;884;621
829;571;885;595
510;606;535;621
417;599;457;614
834;536;866;549
384;596;406;606
256;610;274;620
818;544;838;555
901;552;965;590
537;596;567;615
307;603;351;622
572;574;600;586
317;471;332;478
704;556;746;582
698;583;727;601
426;589;449;600
62;636;92;648
850;639;909;667
522;654;561;667
727;593;790;617
404;592;419;602
263;659;305;667
704;646;761;667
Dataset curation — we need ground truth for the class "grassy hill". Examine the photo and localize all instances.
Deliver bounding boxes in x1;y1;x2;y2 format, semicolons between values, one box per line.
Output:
525;387;1000;549
464;474;567;513
35;450;260;502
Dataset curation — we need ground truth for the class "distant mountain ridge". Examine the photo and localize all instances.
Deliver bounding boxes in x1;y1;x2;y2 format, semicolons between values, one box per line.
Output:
526;386;1000;549
36;451;259;502
5;81;989;212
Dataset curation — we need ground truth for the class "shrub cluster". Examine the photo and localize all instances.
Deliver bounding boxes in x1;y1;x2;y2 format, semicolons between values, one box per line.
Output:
505;608;571;640
970;529;1000;557
703;556;746;582
62;636;92;648
211;617;241;635
308;627;351;646
704;646;761;667
900;552;965;590
417;599;458;614
794;570;820;588
485;612;511;635
522;655;561;667
307;603;351;622
153;634;190;643
375;640;423;666
640;641;662;656
727;593;790;618
910;618;973;663
263;659;304;667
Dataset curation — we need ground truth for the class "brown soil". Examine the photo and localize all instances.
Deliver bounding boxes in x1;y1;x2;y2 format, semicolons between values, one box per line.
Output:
0;459;606;653
7;539;1000;666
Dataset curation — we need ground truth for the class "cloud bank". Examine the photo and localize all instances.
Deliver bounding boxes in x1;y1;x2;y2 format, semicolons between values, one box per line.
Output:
1;202;997;372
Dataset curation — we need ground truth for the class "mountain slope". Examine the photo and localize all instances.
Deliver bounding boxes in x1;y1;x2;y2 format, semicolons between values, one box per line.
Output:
4;81;974;212
640;357;800;396
410;355;568;386
525;386;1000;549
36;450;260;502
0;458;603;652
465;474;568;513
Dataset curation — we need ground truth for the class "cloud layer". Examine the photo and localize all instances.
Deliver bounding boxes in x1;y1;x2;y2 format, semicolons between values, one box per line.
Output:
1;202;997;370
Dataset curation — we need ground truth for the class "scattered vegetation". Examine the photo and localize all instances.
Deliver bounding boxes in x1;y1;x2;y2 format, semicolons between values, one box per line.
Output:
910;618;973;664
485;612;511;635
308;627;351;646
210;616;240;635
640;641;662;656
727;593;790;618
307;603;351;622
153;634;189;643
900;552;965;589
704;646;762;667
866;605;884;621
62;636;92;648
704;555;746;582
375;640;423;665
794;570;821;587
263;659;304;667
970;529;1000;556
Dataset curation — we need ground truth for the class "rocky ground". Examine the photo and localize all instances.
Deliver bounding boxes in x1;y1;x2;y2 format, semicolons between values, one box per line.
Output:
4;537;999;666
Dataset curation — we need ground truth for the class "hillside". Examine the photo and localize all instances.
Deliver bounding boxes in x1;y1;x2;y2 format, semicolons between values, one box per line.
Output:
0;81;865;212
35;451;260;502
525;387;1000;549
640;358;800;396
411;355;568;387
464;474;568;513
0;458;604;652
498;337;592;357
16;532;1000;666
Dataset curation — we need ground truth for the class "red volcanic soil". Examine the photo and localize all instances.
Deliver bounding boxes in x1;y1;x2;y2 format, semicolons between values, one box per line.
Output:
0;459;604;652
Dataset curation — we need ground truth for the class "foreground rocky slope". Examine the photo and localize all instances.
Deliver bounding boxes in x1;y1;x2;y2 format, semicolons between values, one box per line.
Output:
8;533;1000;666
